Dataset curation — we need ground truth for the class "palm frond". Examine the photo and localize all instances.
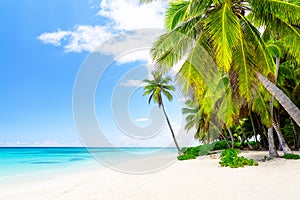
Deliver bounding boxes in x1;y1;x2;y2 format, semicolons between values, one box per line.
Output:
232;29;255;101
252;85;272;126
204;2;240;71
165;0;191;30
249;0;300;26
162;90;173;101
151;15;204;73
241;15;276;75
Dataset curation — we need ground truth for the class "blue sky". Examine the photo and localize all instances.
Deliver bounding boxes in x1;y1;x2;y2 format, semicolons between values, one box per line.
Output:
0;0;195;147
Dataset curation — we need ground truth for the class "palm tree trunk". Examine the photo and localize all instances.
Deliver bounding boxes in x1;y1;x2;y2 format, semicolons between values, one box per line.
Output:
225;124;234;148
256;72;300;128
250;113;259;148
268;92;279;158
273;112;292;154
220;133;230;148
290;117;298;150
267;127;279;158
161;103;182;155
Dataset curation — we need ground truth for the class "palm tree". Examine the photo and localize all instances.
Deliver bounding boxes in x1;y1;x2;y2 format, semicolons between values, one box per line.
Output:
183;99;221;144
183;97;232;147
277;56;300;149
145;0;300;158
143;71;182;155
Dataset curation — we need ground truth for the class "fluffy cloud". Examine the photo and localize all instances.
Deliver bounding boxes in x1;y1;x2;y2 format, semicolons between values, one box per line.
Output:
38;29;71;46
38;0;166;56
38;25;113;53
99;0;165;30
96;29;164;63
136;117;150;122
121;79;146;87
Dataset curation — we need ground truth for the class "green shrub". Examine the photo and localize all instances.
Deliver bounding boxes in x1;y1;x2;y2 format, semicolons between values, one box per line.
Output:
283;153;300;159
199;144;214;155
234;142;242;148
248;141;258;146
219;149;258;168
178;144;215;160
177;153;196;160
213;140;229;150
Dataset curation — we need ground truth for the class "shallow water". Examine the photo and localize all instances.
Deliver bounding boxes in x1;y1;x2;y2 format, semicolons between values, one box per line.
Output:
0;147;177;178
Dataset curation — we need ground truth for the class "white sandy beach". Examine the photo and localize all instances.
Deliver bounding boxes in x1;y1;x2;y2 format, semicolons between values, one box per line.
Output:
1;151;300;200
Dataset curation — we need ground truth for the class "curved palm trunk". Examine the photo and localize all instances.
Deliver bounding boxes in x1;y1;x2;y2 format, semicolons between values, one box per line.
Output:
267;127;278;158
161;103;182;155
267;58;280;158
225;124;235;148
290;117;299;150
273;121;291;154
256;72;300;128
273;112;292;154
268;96;279;158
220;133;230;148
249;113;259;148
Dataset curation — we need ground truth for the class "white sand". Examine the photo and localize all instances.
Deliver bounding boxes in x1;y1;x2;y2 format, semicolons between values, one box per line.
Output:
1;151;300;200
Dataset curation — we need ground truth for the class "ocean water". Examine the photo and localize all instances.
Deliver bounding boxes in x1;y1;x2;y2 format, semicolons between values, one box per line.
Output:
0;147;177;178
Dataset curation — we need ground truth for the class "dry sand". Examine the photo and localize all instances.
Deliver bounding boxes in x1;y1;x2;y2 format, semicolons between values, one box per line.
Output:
1;151;300;200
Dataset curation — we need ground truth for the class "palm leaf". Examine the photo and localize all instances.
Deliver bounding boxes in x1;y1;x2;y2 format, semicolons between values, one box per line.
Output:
204;2;240;71
165;0;190;30
241;15;276;75
232;28;255;101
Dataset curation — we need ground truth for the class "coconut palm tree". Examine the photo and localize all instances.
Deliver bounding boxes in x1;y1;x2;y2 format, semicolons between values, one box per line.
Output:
277;53;300;150
143;71;182;154
145;0;300;158
183;98;222;144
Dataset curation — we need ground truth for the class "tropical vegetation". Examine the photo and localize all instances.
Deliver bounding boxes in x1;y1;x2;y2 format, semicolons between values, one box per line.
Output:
142;0;300;159
219;149;258;168
143;71;183;155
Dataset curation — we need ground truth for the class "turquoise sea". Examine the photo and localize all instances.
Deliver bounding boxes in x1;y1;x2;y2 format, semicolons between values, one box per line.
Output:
0;147;177;178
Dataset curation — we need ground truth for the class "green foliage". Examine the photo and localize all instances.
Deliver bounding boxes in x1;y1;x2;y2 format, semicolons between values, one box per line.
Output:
177;153;197;160
248;141;258;146
178;143;215;160
178;140;230;160
219;149;258;168
143;71;175;107
150;0;300;132
234;142;241;148
213;140;229;150
283;153;300;160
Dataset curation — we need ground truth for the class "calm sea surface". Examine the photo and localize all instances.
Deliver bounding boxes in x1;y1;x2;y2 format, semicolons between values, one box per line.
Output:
0;147;177;178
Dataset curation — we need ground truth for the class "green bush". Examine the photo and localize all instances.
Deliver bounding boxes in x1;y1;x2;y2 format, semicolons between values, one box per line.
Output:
283;153;300;159
219;149;258;168
234;142;242;148
248;141;258;146
177;153;196;160
178;144;215;160
178;140;232;161
213;140;229;150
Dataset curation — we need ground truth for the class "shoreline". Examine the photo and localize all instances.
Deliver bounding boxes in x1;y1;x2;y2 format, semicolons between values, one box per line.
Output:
1;150;300;200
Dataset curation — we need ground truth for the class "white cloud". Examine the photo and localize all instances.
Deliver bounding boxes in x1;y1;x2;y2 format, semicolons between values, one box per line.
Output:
38;0;166;61
99;0;165;30
117;50;152;64
136;117;150;122
96;29;164;64
121;79;146;87
38;25;113;53
42;140;60;146
38;29;71;46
